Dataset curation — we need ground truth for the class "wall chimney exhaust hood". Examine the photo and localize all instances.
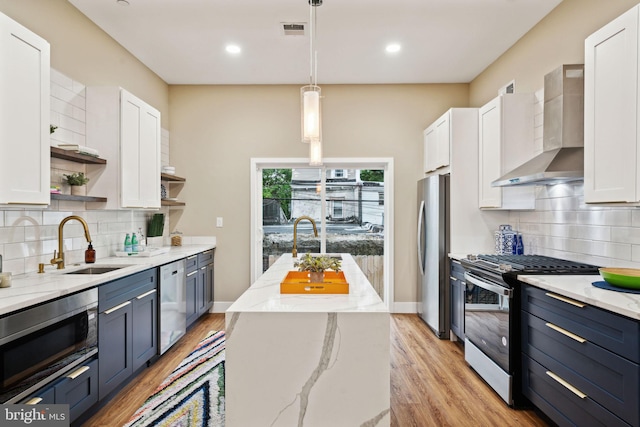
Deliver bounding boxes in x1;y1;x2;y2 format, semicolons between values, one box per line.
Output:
492;64;584;187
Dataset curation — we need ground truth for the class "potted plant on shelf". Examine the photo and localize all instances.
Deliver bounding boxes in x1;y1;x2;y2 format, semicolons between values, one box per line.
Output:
63;172;89;196
294;253;342;283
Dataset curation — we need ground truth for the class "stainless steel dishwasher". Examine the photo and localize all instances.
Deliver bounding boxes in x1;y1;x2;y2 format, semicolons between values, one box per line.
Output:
159;259;186;355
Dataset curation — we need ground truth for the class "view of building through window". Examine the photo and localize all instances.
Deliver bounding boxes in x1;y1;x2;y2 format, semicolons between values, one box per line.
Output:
262;167;385;297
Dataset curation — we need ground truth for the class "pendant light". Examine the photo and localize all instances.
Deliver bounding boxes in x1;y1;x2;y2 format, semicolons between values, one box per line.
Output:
301;0;323;165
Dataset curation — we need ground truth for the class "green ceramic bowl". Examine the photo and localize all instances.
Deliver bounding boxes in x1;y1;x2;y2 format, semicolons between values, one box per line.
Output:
599;268;640;289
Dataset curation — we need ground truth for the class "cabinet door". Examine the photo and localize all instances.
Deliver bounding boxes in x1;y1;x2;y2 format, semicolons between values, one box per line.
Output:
132;289;157;371
423;126;438;173
185;269;198;327
585;5;639;203
55;359;99;424
98;301;133;400
478;98;503;208
450;277;464;340
0;12;50;205
120;90;161;208
196;266;207;316
434;113;451;170
205;262;214;312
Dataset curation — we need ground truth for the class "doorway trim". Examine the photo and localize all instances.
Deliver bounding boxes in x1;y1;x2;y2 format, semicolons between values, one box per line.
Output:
250;157;394;311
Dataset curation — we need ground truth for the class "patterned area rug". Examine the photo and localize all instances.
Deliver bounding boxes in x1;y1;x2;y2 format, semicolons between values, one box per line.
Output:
125;330;226;427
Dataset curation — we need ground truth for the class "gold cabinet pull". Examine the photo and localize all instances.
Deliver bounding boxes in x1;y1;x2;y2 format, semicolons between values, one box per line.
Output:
136;289;156;300
25;397;42;405
187;255;197;260
200;266;207;271
67;365;90;380
187;270;197;277
450;276;458;282
104;300;131;315
546;371;587;399
545;292;586;308
545;322;586;343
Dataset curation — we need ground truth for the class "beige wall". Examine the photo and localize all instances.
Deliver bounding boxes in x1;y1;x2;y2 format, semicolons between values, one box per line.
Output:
0;0;169;124
169;84;469;302
470;0;640;106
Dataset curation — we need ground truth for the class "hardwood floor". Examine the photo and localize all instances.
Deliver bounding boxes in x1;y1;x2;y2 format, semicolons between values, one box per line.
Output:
84;313;548;427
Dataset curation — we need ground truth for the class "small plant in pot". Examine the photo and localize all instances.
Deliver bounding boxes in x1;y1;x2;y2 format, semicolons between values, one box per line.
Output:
294;253;342;283
63;172;89;196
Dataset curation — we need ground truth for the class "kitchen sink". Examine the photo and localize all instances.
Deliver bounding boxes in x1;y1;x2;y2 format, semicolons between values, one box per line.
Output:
65;266;129;275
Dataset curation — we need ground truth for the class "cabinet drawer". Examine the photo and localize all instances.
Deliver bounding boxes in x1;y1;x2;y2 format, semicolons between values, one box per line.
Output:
198;249;215;267
521;285;640;362
55;358;98;423
185;254;198;272
99;269;157;311
522;355;629;427
523;312;639;426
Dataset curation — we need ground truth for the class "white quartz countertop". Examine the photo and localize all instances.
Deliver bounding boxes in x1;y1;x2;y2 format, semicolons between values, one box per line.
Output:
227;253;388;313
518;274;640;320
0;242;215;316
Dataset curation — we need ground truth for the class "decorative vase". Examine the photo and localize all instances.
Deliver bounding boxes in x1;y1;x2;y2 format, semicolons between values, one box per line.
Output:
309;271;324;283
71;185;86;196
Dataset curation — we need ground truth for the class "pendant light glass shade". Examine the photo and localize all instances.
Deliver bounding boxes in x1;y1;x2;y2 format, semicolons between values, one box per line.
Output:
301;85;321;143
309;138;323;166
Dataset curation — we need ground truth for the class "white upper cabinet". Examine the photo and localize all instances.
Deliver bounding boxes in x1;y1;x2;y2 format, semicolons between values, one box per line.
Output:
478;94;536;210
0;12;50;205
423;110;451;173
585;5;640;204
86;87;161;209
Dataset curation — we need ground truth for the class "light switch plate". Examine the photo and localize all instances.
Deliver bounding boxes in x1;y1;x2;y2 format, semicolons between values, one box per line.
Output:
216;217;223;227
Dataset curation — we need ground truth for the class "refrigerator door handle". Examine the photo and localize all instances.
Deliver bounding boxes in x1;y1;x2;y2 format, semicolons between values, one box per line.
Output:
417;199;426;275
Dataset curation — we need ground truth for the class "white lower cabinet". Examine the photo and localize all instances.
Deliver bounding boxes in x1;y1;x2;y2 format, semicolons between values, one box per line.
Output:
585;4;640;204
86;87;161;209
0;12;50;205
478;94;535;210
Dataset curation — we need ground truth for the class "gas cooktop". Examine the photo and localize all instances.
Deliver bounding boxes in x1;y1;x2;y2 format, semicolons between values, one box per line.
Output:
462;254;601;275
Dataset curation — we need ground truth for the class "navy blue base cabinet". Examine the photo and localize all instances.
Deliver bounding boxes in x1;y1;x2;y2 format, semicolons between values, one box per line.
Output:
521;284;640;427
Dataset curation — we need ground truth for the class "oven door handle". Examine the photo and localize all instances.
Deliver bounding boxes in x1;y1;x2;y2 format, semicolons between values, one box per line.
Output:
464;272;512;297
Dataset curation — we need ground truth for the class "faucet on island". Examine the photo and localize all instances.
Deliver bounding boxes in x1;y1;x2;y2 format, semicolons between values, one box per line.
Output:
50;215;93;270
292;215;318;258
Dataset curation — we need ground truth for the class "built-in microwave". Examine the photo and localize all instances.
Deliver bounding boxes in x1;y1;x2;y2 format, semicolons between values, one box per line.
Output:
0;288;98;403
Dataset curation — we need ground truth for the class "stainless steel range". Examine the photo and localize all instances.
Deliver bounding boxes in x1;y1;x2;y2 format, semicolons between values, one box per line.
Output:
459;254;600;406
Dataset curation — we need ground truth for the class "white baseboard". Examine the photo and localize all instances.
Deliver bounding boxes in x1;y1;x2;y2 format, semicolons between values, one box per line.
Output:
212;301;234;313
392;301;418;313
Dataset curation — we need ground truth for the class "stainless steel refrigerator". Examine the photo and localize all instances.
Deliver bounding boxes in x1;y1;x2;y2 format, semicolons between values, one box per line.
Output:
417;174;450;338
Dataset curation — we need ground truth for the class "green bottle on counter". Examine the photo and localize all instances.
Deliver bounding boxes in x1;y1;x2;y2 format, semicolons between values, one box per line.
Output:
131;233;138;253
124;233;132;253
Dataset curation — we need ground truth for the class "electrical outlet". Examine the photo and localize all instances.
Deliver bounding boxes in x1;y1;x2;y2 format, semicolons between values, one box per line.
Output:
216;217;223;228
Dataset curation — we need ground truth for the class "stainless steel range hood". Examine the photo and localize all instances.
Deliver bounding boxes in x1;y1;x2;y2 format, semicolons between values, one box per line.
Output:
492;64;584;187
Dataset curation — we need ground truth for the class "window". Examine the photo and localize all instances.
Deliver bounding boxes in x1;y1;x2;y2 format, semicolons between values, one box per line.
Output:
251;158;394;310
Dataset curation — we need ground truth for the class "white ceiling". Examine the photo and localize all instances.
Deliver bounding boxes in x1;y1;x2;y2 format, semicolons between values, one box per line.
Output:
67;0;563;85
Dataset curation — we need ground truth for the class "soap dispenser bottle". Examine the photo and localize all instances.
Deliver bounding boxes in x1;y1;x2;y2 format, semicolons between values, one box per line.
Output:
85;243;96;263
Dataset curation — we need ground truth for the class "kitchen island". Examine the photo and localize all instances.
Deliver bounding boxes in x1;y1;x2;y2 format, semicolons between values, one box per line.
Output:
225;253;390;426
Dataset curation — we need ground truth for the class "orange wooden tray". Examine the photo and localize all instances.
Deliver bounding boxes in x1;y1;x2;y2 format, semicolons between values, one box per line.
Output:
280;271;349;294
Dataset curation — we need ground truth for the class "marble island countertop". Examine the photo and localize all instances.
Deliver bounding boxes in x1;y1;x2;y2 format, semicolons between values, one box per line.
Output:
225;253;390;426
226;253;388;313
0;242;215;316
517;274;640;320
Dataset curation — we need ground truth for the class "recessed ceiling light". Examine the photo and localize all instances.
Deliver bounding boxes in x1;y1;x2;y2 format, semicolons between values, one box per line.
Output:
116;0;129;6
226;45;241;54
385;43;401;54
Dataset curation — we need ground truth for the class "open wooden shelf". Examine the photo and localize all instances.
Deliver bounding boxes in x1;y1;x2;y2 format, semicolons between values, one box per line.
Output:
161;199;185;207
51;193;107;203
161;173;185;182
51;147;107;164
